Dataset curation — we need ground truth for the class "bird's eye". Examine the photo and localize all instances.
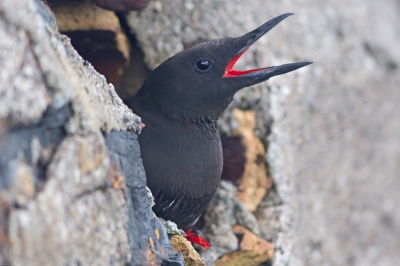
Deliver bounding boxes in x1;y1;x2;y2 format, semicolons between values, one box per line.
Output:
195;59;211;72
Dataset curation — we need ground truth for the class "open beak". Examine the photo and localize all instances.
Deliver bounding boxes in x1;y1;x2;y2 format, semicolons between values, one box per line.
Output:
223;13;312;80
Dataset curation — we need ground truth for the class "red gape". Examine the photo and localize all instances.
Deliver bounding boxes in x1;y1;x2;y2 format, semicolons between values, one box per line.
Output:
185;229;212;249
223;48;271;78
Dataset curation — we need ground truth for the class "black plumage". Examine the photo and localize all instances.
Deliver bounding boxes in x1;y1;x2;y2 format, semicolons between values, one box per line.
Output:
128;13;311;230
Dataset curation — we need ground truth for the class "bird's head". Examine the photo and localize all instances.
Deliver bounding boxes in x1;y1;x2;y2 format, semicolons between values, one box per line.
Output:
135;13;312;120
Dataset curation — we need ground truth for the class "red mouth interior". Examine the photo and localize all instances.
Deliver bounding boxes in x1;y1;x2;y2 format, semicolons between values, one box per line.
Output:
223;48;270;77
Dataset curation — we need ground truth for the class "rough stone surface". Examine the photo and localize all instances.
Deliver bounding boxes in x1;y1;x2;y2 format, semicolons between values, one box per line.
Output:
214;225;274;266
105;131;181;265
126;0;400;265
199;181;262;265
159;218;185;237
0;0;178;265
170;235;206;266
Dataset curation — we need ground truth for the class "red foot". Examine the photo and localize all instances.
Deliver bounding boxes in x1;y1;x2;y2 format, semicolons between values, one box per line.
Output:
185;229;212;249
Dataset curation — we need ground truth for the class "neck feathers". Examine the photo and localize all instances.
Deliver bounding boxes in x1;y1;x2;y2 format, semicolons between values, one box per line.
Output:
173;115;219;137
190;117;218;133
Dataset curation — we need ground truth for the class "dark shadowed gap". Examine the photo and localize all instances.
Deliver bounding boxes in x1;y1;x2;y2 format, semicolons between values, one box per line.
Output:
116;12;151;101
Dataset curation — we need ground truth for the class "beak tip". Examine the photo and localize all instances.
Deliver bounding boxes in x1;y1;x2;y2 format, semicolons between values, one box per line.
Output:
302;61;313;66
290;61;314;72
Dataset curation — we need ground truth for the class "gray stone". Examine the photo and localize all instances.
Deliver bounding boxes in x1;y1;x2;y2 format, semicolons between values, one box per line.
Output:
0;0;177;265
158;218;185;237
